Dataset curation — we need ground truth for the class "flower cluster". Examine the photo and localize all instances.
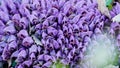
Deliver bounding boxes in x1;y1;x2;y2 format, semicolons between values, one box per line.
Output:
0;0;120;68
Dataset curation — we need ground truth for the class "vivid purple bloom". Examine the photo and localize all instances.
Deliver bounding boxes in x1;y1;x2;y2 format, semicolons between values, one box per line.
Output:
17;29;29;39
22;37;33;47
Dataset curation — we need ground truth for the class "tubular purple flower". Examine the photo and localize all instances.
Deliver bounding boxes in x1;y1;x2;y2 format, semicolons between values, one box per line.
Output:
44;55;52;61
11;50;19;58
41;0;46;10
3;25;16;34
73;24;79;33
74;1;85;10
42;61;52;68
0;11;9;22
72;14;81;24
17;29;29;39
53;40;60;49
22;37;33;47
42;20;49;29
29;45;37;54
70;35;75;45
17;50;27;63
17;64;24;68
7;35;16;43
0;0;8;13
29;14;38;24
8;41;17;52
59;0;66;7
94;27;102;34
0;20;5;34
110;22;120;30
58;12;63;25
63;1;71;15
22;60;32;67
38;54;44;61
20;17;29;29
30;53;36;61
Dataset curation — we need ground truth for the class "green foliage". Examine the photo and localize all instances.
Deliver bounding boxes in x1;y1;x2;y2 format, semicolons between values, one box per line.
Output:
51;60;70;68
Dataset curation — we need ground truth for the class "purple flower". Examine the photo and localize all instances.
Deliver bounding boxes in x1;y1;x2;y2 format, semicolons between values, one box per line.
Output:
70;35;75;45
17;64;24;68
53;40;60;49
44;55;52;61
58;12;63;24
17;50;27;63
11;50;19;58
22;60;32;67
22;37;33;47
63;1;70;15
72;14;81;24
3;25;16;34
29;45;37;54
30;53;36;61
42;20;49;29
110;22;120;31
7;35;16;43
20;17;29;29
17;29;29;39
42;61;52;68
8;41;17;52
0;10;9;22
94;28;102;34
0;20;5;34
56;51;61;59
38;54;44;61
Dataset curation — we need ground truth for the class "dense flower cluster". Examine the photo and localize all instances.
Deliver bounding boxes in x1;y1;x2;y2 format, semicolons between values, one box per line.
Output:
0;0;120;68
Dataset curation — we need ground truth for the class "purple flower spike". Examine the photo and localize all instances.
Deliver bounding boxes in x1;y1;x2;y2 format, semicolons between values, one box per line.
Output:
22;37;33;47
17;29;29;39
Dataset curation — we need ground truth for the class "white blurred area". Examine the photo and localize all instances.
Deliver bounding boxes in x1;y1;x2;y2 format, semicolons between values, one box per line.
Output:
80;34;119;68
